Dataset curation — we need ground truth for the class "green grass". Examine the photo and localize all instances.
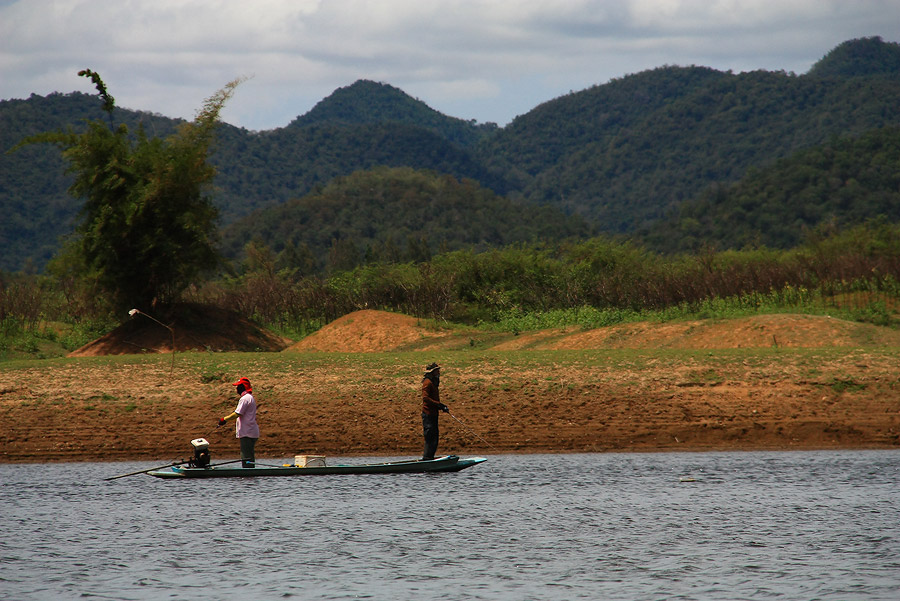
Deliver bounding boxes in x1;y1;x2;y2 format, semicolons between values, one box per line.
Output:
2;346;898;418
0;317;117;362
2;283;898;364
480;286;899;334
826;377;867;393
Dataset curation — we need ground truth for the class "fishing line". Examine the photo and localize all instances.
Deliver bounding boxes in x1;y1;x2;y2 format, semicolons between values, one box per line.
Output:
447;411;499;452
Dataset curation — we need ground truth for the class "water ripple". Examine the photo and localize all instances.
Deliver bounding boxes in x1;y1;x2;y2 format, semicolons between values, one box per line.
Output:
2;451;899;600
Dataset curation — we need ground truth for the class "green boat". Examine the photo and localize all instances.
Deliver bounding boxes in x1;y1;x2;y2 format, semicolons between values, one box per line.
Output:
147;455;486;479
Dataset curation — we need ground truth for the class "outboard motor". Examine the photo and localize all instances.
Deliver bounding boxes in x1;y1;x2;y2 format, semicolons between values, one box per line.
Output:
188;438;211;468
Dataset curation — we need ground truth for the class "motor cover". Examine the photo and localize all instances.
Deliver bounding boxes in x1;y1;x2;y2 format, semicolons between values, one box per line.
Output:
189;438;211;467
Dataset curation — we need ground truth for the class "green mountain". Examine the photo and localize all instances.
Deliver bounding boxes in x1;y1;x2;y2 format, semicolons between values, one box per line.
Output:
289;79;498;147
3;36;900;273
1;84;505;272
220;166;592;273
475;37;900;231
210;120;510;225
209;79;507;222
808;35;900;78
642;126;900;252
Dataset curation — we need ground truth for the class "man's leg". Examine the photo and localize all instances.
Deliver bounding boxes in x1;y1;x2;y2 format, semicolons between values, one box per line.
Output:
240;437;257;468
422;412;439;460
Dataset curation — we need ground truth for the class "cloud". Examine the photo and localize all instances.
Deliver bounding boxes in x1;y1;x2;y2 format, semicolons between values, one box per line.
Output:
2;0;899;130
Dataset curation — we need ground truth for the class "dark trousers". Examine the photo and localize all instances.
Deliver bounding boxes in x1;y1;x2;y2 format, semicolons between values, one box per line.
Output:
422;412;439;460
240;437;257;468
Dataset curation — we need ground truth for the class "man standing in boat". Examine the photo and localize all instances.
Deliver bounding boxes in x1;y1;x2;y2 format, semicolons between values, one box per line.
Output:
218;377;259;468
421;362;449;460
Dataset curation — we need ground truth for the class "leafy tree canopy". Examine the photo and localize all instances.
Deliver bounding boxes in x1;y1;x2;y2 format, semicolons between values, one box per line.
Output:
19;71;242;312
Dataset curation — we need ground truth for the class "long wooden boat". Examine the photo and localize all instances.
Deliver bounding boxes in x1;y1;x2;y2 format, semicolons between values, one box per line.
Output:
147;455;486;479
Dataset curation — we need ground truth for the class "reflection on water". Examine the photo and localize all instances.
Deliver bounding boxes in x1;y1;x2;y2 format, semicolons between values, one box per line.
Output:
2;451;899;600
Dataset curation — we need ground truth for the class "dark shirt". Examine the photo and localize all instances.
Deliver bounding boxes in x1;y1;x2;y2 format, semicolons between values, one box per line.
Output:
421;377;442;415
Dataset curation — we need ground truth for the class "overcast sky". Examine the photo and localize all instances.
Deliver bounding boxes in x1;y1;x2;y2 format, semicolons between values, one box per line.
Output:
2;1;899;131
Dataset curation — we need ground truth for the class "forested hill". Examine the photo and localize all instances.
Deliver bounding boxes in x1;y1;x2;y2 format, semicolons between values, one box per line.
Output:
641;126;900;252
211;120;510;224
288;79;497;147
808;36;900;78
2;36;900;273
0;83;508;272
476;36;900;231
220;167;593;274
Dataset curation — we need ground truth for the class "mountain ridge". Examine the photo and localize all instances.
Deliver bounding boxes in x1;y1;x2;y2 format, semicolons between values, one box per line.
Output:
2;36;900;272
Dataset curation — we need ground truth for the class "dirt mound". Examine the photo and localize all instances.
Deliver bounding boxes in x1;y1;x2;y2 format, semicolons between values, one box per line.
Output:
288;309;453;352
69;303;292;356
291;311;900;353
71;306;895;358
541;314;900;350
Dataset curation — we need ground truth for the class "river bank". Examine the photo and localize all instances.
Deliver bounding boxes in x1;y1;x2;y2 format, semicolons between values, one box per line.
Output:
2;344;898;462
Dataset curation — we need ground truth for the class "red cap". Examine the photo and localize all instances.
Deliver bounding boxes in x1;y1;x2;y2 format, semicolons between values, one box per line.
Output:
232;377;252;392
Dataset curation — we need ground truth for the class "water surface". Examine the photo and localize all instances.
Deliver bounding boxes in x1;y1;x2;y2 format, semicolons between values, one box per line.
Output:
2;451;898;600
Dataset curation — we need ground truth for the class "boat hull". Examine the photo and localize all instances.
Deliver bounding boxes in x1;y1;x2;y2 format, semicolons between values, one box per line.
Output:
147;455;486;478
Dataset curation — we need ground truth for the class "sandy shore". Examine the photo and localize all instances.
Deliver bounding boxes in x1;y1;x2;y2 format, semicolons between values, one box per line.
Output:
2;345;899;463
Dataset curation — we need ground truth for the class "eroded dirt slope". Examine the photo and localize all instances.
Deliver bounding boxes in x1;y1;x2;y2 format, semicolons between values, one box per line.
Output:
3;309;899;462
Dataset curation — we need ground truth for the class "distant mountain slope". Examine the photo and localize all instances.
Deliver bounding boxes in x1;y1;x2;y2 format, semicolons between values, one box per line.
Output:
476;37;900;231
642;126;900;252
0;84;506;272
219;166;592;273
476;65;728;185
209;79;507;222
4;37;900;273
808;35;900;78
289;79;497;147
210;120;510;225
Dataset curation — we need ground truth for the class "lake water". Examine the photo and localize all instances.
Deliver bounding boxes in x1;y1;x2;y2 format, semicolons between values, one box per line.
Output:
2;451;899;600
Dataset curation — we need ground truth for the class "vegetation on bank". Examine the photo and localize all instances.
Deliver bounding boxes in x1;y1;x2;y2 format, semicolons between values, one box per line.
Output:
210;220;900;335
3;221;899;361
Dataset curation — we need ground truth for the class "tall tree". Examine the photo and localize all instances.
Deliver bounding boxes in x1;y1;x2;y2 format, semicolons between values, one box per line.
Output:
20;71;242;312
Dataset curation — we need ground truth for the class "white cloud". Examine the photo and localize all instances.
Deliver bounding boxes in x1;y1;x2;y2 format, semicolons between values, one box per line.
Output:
2;0;899;130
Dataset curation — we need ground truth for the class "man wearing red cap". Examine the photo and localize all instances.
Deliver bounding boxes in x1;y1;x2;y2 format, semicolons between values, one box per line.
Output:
218;377;259;468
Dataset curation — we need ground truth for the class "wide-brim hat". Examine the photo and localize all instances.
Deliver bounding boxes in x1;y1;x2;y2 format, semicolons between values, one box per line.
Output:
424;362;440;373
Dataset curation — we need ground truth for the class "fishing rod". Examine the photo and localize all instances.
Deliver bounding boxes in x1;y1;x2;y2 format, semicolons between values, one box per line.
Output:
104;460;188;481
104;458;244;481
447;411;499;453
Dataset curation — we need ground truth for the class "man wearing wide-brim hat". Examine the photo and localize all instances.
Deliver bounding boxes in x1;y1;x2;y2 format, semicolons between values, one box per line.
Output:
421;362;449;460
